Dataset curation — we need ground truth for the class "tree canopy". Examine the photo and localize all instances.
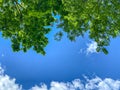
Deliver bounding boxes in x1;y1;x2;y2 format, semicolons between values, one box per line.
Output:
0;0;120;55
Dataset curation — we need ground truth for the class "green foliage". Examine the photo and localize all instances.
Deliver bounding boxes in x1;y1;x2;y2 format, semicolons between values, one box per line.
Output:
0;0;2;3
0;0;120;55
0;0;58;55
57;0;120;54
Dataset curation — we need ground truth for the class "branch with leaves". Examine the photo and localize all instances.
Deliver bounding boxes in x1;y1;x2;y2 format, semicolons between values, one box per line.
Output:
0;0;120;55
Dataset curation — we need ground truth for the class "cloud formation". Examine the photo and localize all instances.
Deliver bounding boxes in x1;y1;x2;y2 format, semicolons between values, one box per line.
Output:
0;66;22;90
86;41;98;54
0;66;120;90
30;77;120;90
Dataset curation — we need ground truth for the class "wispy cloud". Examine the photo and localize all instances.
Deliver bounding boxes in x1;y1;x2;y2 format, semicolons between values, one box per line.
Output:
30;84;47;90
86;41;98;55
1;54;4;57
0;66;120;90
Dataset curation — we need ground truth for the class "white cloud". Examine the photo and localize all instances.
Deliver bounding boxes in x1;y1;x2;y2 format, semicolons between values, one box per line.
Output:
30;77;120;90
0;66;120;90
0;66;22;90
85;76;120;90
86;41;98;54
49;79;84;90
30;84;47;90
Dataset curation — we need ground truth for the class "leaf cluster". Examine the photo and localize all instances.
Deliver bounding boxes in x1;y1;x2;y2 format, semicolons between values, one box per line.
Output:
0;0;120;55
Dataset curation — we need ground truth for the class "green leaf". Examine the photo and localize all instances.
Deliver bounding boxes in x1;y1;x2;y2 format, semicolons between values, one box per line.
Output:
96;47;101;52
102;48;108;55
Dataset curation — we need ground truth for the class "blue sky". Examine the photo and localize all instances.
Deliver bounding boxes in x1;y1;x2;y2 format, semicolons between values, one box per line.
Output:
0;24;120;90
